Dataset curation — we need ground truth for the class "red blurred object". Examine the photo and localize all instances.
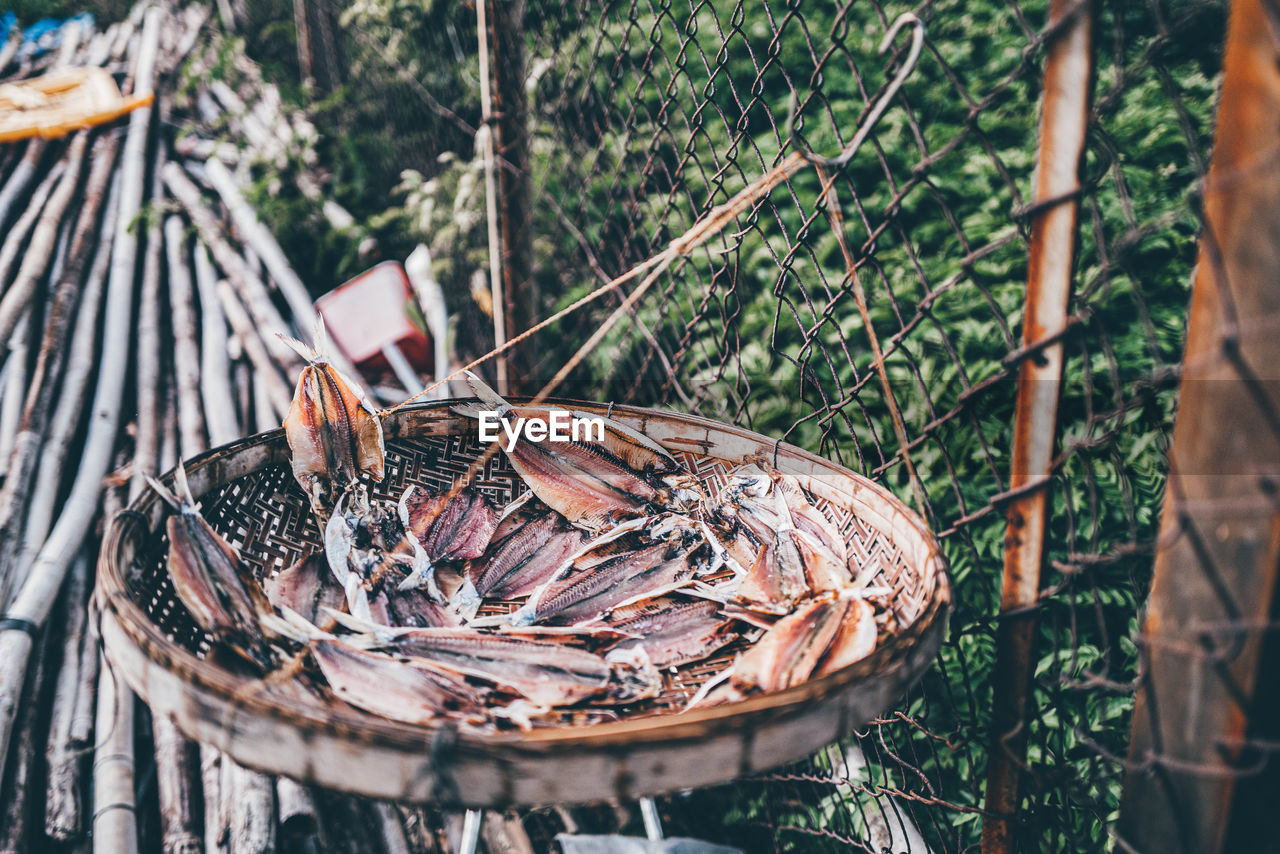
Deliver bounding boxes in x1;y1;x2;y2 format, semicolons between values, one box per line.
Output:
315;261;433;386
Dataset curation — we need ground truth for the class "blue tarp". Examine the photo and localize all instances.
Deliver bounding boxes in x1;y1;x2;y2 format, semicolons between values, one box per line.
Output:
9;12;95;61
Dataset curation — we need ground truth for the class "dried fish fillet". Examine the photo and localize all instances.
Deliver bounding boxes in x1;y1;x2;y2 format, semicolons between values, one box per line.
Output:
328;612;658;707
280;320;384;513
605;597;738;669
718;468;849;613
149;467;275;670
458;372;697;530
732;596;875;694
814;598;877;677
263;551;346;632
310;639;483;725
512;519;709;626
401;484;499;563
388;586;463;628
453;507;588;617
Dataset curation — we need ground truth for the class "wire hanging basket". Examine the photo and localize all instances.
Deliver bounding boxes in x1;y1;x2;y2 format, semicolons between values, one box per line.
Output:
95;400;949;807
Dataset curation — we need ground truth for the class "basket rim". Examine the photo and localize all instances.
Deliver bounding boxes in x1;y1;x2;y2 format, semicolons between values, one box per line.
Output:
97;398;951;753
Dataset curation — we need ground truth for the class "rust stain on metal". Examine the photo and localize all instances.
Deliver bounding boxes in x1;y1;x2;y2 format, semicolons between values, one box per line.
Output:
981;0;1094;850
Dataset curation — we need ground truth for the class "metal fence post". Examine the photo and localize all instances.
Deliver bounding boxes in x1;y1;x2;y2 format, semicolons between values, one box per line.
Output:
980;1;1094;851
1118;0;1280;850
486;0;534;391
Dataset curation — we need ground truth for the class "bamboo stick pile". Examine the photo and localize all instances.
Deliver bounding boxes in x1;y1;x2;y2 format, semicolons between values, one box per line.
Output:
0;4;543;852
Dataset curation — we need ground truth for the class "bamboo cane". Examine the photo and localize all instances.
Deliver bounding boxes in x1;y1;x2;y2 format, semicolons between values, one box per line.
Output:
130;152;165;498
0;130;120;605
43;552;92;841
153;714;202;854
193;241;240;447
227;761;277;854
0;141;47;236
93;654;137;854
0;132;88;346
165;216;207;457
0;1;161;791
13;169;120;600
0;310;29;481
275;779;320;853
93;452;135;854
0;618;51;854
203;749;227;854
0;157;65;294
373;802;412;854
202;155;370;391
68;608;100;749
253;369;283;430
163;162;301;371
217;280;293;416
200;157;314;329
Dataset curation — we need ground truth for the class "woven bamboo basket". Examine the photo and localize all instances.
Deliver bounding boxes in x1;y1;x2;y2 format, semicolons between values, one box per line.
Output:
97;400;950;808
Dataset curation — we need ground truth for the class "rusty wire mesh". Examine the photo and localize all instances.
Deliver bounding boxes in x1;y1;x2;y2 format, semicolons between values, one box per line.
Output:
211;0;1239;850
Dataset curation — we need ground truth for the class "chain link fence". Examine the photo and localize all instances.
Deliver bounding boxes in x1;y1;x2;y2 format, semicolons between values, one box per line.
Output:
217;0;1243;849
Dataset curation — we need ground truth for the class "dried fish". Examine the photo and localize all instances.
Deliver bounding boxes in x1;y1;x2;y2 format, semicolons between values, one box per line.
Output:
263;551;346;632
372;483;498;598
712;464;850;613
814;597;878;677
328;612;658;707
387;586;462;629
605;597;738;669
458;372;700;530
732;596;876;694
324;490;432;612
509;517;710;626
280;321;384;515
401;484;498;562
452;506;588;618
310;639;484;725
148;466;275;670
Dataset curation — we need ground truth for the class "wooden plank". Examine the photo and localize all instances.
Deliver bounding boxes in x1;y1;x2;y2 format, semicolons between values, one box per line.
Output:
1119;1;1280;850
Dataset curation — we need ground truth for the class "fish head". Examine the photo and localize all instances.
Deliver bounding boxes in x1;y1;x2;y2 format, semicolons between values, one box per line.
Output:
659;472;707;514
604;645;662;702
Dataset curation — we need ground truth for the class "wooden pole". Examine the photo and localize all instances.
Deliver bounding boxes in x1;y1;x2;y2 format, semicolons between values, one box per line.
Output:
980;2;1093;851
43;552;92;841
1118;0;1280;850
0;130;118;601
0;3;161;789
483;0;534;392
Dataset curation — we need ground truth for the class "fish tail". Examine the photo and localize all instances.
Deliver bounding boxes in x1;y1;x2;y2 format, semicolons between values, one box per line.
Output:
145;474;182;510
321;606;404;643
173;460;197;507
450;578;483;621
277;331;319;364
260;606;326;643
462;370;509;412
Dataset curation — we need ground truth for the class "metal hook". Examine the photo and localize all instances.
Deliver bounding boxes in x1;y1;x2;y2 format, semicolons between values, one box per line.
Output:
792;12;925;170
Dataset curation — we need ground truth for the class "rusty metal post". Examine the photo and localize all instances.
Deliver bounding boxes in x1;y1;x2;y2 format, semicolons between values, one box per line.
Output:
1118;0;1280;850
980;2;1094;851
480;0;535;392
